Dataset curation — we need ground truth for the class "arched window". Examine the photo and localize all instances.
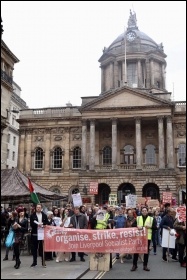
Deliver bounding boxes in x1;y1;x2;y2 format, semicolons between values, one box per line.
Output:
145;144;156;164
34;148;43;169
52;147;62;169
124;145;134;164
73;147;81;169
51;187;61;208
103;146;112;165
178;144;186;166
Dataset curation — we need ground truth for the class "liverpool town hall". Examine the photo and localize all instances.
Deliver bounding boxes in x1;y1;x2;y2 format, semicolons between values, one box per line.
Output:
17;11;186;206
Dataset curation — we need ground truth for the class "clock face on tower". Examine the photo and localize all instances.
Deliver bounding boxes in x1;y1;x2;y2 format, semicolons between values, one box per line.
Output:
126;31;136;42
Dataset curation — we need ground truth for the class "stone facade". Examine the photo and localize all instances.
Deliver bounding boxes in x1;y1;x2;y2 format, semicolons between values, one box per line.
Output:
17;12;186;206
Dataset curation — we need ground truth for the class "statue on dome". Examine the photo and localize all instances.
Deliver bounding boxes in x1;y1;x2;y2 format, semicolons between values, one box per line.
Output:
128;9;138;29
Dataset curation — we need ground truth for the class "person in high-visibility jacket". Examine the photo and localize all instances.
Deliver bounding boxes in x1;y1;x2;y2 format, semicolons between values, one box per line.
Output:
95;205;112;268
130;206;157;272
95;205;110;230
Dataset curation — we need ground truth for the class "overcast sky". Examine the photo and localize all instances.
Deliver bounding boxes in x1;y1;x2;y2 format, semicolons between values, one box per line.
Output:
2;1;186;109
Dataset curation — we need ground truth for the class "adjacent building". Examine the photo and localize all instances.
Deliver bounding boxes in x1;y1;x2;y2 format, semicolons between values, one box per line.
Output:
1;19;27;169
17;11;186;206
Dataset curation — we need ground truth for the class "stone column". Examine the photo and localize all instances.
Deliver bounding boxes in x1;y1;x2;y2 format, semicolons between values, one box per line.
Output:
25;129;32;172
18;129;25;172
44;128;51;172
112;118;117;170
158;116;165;169
114;61;118;88
135;118;142;169
145;58;150;88
89;119;95;170
138;59;142;87
81;120;87;170
162;64;166;89
64;127;70;170
110;62;114;89
166;116;174;168
101;67;105;93
150;59;154;86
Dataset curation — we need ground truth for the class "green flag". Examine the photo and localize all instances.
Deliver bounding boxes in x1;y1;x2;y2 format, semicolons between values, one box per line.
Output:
28;178;40;204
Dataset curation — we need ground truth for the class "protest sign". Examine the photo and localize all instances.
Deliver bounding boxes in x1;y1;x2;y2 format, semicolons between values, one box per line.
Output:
72;193;82;207
89;182;98;194
44;226;148;254
161;228;176;249
162;192;172;204
176;206;186;222
125;194;137;208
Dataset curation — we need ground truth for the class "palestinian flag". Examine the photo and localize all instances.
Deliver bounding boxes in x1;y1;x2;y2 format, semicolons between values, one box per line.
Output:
28;178;40;204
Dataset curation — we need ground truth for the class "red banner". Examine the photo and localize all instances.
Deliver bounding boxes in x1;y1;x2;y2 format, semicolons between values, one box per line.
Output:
44;226;148;254
89;182;98;194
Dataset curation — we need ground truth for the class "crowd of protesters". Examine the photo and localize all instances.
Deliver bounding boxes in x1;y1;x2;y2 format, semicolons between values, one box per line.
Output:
1;201;186;271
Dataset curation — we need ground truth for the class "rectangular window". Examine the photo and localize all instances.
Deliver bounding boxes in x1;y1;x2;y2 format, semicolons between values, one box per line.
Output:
12;151;15;161
13;136;16;146
7;134;10;143
12;117;15;125
7;149;9;159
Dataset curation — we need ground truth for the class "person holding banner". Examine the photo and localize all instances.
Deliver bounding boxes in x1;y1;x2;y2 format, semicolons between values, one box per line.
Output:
30;203;48;267
69;206;88;262
131;206;157;272
173;216;186;267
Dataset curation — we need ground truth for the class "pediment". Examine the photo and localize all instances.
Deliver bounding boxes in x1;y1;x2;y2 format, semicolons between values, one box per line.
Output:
82;87;171;111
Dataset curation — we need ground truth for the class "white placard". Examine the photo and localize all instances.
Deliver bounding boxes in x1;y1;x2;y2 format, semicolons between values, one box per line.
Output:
37;227;44;240
125;194;137;208
63;217;71;228
96;210;106;221
72;193;83;207
53;217;62;226
161;228;176;249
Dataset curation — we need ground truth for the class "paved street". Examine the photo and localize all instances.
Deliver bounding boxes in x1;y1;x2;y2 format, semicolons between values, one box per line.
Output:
91;247;186;279
1;246;186;279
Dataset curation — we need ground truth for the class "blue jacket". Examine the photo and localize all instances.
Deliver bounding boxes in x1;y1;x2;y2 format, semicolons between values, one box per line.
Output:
114;215;126;228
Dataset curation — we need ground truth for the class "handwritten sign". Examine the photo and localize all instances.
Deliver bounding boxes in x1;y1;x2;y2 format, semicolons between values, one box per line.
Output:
89;182;98;194
72;193;82;207
44;226;148;253
147;199;160;208
125;194;137;208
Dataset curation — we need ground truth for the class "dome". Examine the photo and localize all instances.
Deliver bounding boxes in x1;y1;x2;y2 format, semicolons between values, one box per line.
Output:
108;29;158;50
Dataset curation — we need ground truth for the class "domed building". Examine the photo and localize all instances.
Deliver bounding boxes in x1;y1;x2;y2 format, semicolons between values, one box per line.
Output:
17;11;186;207
99;10;167;94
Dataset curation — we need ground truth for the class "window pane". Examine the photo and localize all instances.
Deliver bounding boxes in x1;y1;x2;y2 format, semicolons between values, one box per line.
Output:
178;144;186;166
53;147;62;169
35;148;43;169
103;146;112;165
73;147;81;168
145;144;156;164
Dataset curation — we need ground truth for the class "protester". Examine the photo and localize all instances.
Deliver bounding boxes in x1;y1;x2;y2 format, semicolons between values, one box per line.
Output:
69;206;88;262
173;217;186;267
160;207;178;262
30;203;48;267
45;211;56;261
130;206;157;272
113;207;126;259
3;211;16;261
12;207;28;269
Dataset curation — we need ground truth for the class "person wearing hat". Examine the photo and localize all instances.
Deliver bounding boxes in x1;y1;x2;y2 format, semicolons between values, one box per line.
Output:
12;207;28;269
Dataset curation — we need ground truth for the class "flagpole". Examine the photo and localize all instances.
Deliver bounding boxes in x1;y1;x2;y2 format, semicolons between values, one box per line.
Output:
124;26;127;85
